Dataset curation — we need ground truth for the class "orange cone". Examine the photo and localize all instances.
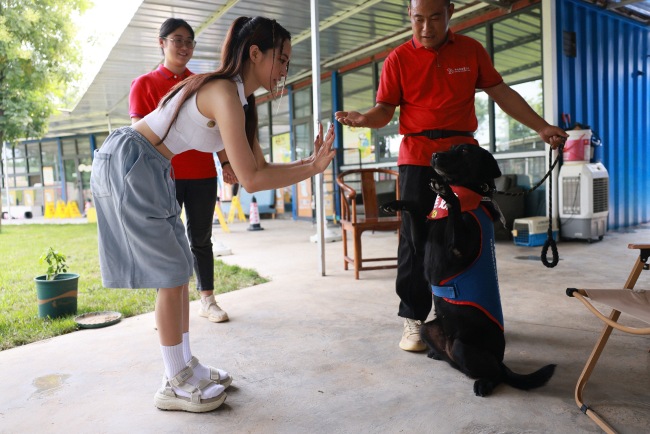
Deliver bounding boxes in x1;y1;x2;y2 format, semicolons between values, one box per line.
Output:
247;196;264;231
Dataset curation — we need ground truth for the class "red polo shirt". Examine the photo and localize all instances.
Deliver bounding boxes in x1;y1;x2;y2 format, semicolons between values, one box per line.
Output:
377;31;503;166
129;64;217;179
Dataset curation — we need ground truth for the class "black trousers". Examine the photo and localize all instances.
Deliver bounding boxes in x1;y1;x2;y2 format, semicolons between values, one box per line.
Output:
175;177;218;292
396;165;437;321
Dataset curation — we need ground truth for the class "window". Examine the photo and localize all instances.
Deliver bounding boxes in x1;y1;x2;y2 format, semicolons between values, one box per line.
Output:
258;124;271;159
292;86;314;163
272;92;290;137
40;141;60;186
494;80;545;152
320;78;332;118
61;138;77;156
293;86;311;119
256;101;271;160
13;144;26;174
341;65;376;166
463;6;543;154
26;142;41;175
294;123;312;161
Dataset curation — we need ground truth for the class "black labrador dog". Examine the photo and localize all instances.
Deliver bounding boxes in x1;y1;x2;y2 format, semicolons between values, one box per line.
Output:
383;144;555;397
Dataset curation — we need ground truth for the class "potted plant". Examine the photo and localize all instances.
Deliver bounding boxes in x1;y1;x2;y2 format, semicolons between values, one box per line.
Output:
34;247;79;318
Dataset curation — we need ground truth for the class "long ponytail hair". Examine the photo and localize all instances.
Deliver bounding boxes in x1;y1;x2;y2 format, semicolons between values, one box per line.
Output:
156;16;291;148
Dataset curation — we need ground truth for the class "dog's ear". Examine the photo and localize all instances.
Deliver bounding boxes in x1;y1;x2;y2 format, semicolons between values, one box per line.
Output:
482;148;502;179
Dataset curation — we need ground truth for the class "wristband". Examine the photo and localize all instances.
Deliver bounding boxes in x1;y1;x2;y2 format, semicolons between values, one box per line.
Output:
221;161;230;167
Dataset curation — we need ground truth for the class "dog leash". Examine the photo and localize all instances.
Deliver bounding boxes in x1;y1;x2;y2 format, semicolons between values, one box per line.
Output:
495;143;564;268
540;144;559;268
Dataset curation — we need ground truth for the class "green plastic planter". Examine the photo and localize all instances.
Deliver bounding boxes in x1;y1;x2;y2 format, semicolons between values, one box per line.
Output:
34;273;79;319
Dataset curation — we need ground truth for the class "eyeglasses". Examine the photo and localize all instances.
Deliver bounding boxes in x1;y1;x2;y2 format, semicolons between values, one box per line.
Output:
162;37;196;49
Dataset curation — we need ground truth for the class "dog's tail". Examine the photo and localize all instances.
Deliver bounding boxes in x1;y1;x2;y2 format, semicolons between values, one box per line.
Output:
501;363;556;391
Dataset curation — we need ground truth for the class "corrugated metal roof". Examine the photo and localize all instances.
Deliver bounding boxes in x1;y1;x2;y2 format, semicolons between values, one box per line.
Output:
47;0;521;137
49;0;648;138
600;0;650;24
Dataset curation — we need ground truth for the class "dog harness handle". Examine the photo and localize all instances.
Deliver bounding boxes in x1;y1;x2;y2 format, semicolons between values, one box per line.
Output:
431;285;458;299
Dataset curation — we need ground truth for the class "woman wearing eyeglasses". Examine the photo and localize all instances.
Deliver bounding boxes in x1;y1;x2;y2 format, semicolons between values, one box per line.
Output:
92;16;335;413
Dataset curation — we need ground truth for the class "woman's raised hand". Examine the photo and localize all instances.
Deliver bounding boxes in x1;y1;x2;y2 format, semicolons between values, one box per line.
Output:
308;121;336;172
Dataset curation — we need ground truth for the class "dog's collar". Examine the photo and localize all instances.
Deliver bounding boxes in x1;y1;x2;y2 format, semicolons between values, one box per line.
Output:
428;186;490;220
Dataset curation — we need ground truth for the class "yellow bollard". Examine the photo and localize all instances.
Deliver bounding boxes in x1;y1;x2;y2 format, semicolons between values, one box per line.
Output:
44;202;56;219
86;207;97;223
54;200;67;219
66;201;82;218
214;200;230;233
227;195;246;224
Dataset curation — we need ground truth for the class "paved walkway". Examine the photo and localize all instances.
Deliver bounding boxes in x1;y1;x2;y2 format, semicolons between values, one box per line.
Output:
1;218;649;433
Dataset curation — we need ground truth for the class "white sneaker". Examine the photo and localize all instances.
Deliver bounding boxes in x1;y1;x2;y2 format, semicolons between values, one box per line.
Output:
399;318;426;352
199;295;229;323
212;241;232;257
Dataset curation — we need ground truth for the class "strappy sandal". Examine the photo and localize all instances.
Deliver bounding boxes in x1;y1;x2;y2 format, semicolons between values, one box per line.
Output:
154;365;226;412
187;356;233;388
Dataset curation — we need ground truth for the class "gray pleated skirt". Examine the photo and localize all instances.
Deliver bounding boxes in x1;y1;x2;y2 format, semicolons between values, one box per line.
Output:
90;126;193;289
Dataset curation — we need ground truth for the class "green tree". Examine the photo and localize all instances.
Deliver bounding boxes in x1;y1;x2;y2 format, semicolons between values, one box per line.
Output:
0;0;89;144
0;0;88;229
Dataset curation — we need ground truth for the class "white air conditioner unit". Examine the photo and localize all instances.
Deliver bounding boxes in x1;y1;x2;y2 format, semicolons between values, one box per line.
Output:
558;162;609;241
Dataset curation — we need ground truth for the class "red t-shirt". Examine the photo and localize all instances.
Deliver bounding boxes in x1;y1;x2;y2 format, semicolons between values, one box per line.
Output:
129;64;217;179
377;31;503;166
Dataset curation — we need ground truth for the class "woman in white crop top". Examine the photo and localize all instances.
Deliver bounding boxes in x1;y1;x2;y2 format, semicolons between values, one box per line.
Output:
90;16;335;413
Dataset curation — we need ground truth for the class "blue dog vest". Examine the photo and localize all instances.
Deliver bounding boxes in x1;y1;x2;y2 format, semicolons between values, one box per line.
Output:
429;188;504;330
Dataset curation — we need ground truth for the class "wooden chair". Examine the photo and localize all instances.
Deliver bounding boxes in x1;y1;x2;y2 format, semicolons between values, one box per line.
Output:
566;244;650;434
336;168;401;279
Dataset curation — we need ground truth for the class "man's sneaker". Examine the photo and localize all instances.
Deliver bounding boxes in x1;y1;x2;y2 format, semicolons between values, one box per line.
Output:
199;295;229;323
399;318;426;352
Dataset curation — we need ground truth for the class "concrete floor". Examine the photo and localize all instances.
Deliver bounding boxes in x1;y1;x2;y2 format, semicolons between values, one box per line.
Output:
1;218;649;433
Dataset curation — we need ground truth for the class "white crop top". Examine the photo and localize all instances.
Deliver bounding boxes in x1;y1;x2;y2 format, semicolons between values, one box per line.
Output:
143;76;248;154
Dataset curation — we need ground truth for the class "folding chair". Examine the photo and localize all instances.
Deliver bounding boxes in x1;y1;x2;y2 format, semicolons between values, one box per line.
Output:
566;243;650;434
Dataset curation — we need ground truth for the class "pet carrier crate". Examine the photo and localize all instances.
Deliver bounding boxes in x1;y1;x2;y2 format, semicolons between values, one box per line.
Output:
558;162;609;242
512;217;559;247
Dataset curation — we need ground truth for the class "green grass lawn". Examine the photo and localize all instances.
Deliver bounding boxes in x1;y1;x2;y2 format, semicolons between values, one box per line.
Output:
0;223;267;351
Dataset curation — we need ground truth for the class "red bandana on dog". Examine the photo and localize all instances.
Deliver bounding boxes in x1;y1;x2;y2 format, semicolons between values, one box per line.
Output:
427;186;485;220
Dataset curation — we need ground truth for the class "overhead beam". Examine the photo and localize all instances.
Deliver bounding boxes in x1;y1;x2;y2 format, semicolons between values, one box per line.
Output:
321;2;486;69
606;0;645;10
293;0;384;45
480;0;513;10
194;0;240;35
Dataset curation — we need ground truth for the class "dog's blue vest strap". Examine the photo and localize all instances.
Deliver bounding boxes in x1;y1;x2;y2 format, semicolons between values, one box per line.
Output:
431;206;504;330
431;284;458;299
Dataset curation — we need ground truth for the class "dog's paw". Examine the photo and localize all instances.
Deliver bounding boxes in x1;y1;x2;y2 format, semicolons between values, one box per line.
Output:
380;200;402;214
381;199;421;215
429;179;450;197
473;379;496;397
427;349;443;360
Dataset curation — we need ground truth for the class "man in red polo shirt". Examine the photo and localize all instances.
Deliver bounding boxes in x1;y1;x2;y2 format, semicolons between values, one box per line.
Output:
130;18;235;323
336;0;567;352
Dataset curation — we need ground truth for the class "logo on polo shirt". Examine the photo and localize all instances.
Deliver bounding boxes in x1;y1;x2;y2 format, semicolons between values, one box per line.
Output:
447;66;471;74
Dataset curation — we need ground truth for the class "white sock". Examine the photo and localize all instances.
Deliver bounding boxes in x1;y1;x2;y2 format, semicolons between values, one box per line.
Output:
161;342;188;380
182;332;192;364
161;342;224;400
